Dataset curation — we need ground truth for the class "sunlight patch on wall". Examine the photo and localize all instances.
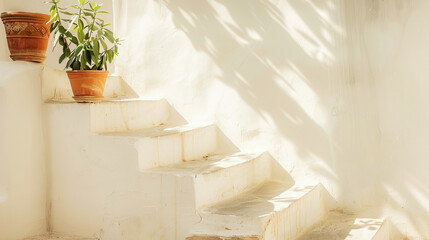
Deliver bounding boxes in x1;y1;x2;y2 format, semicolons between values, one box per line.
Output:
210;1;256;46
408;181;429;212
281;1;335;64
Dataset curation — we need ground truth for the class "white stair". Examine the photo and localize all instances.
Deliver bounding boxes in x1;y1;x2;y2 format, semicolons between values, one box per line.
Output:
90;98;170;133
296;212;397;240
146;151;271;208
187;180;327;240
38;66;403;240
102;123;219;169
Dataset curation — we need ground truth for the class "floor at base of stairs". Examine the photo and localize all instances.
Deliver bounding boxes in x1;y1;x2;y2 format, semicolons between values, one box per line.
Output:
24;233;97;240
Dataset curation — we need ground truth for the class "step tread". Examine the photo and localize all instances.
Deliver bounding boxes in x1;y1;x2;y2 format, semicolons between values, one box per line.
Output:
45;97;159;104
201;180;318;218
100;122;214;137
296;212;386;240
146;151;264;176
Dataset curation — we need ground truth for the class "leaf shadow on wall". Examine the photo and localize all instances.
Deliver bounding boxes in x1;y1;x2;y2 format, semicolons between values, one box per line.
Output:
158;0;383;211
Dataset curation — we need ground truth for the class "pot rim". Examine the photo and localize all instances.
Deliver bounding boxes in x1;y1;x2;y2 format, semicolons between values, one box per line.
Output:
1;11;50;19
66;70;109;73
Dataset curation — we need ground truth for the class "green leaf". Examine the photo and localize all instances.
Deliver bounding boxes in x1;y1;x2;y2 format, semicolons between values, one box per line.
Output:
50;21;59;32
90;24;99;31
78;28;85;43
90;51;98;66
90;2;97;10
60;11;74;15
103;54;107;70
71;36;78;45
58;25;66;34
85;50;92;66
58;35;65;46
79;0;85;6
72;59;80;70
80;53;87;69
104;30;115;43
104;28;113;35
93;40;99;57
47;13;57;24
75;45;84;56
65;31;73;38
83;12;94;18
65;48;71;57
100;38;107;51
94;6;101;11
50;8;56;18
78;18;84;30
77;19;85;43
66;56;75;69
59;53;66;63
98;11;109;14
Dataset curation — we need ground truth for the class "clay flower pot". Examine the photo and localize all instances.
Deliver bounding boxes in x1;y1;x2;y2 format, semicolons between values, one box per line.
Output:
1;12;51;63
66;70;108;102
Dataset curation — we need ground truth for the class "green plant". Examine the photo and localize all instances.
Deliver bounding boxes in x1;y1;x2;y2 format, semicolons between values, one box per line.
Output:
46;0;120;70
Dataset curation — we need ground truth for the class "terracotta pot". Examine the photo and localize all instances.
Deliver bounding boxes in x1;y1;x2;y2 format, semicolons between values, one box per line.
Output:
1;12;51;63
66;70;108;101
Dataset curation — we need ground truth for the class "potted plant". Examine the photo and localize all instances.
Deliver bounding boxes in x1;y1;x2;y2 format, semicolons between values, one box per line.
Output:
1;11;51;62
47;0;120;102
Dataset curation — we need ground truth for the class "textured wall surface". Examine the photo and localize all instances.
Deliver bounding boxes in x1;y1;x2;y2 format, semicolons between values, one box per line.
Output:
113;0;382;208
361;0;429;237
0;62;47;239
1;0;429;238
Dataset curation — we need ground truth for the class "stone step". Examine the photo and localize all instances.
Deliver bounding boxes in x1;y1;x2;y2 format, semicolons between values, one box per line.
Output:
90;98;170;133
103;123;218;169
187;180;327;240
146;151;271;208
42;66;139;101
45;98;171;134
296;212;395;240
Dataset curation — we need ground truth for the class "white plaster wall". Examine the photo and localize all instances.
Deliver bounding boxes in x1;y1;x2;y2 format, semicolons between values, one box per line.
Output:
355;0;429;237
0;62;47;239
113;0;382;209
43;103;179;239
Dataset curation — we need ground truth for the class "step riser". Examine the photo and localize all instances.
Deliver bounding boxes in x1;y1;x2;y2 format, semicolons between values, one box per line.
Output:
263;184;326;240
137;125;218;169
191;184;326;239
90;100;170;133
371;221;390;240
182;125;218;161
194;153;271;208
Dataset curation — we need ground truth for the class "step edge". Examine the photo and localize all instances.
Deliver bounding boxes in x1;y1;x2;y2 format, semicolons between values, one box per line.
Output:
142;151;266;176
